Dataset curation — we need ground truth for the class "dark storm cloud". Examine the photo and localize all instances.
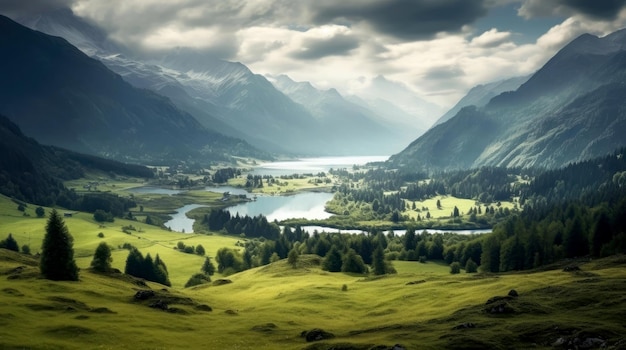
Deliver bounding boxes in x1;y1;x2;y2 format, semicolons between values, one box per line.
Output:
290;34;360;60
311;0;490;40
560;0;626;20
0;0;75;16
520;0;626;20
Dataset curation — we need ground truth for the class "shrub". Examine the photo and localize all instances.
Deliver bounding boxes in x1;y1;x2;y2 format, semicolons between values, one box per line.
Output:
184;273;211;288
465;258;478;273
21;244;31;255
341;284;348;292
450;262;461;274
97;232;105;238
35;206;45;218
195;244;206;256
419;256;427;264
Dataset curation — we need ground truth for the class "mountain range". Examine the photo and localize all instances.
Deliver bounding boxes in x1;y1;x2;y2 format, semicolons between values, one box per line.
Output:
0;14;265;165
389;29;626;171
14;8;437;157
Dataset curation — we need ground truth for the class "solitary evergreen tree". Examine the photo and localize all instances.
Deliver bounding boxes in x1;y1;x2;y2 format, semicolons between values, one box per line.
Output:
322;246;343;272
371;245;387;275
202;257;216;275
91;242;113;272
0;233;19;252
40;210;79;281
341;249;367;274
287;247;299;269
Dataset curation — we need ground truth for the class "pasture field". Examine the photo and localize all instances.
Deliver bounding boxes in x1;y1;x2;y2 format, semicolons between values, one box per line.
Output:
402;195;516;220
0;194;241;288
2;194;625;349
227;176;335;195
1;247;625;349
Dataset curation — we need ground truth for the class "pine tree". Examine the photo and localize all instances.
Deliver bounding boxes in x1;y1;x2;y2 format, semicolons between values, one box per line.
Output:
124;248;144;278
287;247;299;269
202;257;216;275
1;233;19;252
371;245;387;275
322;246;343;272
91;242;112;272
40;209;79;281
341;249;367;274
591;212;612;257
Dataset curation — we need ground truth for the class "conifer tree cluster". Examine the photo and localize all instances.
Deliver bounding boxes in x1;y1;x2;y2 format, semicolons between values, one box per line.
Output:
124;248;171;286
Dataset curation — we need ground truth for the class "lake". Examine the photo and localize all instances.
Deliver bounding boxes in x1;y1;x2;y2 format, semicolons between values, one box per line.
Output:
226;192;334;222
127;186;183;195
298;226;491;236
164;204;206;233
249;155;388;177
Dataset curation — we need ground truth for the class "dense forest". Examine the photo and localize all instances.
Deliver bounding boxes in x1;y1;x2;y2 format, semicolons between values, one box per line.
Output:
203;148;626;276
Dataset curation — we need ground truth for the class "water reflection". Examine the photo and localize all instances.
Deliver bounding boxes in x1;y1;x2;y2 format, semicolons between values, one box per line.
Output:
226;192;334;222
164;204;206;233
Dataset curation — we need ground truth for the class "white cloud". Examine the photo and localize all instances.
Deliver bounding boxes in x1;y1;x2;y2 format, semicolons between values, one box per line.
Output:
64;0;626;109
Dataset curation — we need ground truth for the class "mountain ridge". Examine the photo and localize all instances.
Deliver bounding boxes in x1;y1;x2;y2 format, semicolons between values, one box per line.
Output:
0;15;266;164
389;29;626;171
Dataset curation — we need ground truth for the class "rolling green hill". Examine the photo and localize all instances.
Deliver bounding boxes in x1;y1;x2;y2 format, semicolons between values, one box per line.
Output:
1;194;625;349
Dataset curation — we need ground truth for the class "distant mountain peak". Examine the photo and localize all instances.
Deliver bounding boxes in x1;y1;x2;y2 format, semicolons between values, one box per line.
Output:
390;27;626;171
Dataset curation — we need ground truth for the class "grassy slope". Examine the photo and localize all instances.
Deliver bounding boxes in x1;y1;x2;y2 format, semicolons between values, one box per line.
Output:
0;194;241;288
2;195;625;349
1;248;625;349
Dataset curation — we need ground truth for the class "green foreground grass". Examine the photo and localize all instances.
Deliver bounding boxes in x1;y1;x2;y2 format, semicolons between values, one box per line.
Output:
1;248;625;349
2;195;626;349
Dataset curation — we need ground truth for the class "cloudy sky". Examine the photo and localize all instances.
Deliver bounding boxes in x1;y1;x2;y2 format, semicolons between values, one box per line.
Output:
3;0;626;108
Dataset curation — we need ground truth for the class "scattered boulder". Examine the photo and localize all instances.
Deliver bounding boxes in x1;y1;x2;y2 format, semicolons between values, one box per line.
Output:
485;296;515;314
301;328;335;342
563;265;581;272
166;307;188;315
406;280;426;285
452;322;476;330
194;304;212;312
149;300;168;310
90;307;115;314
251;323;277;332
134;290;155;300
508;289;519;297
213;279;233;286
552;336;606;349
370;345;406;350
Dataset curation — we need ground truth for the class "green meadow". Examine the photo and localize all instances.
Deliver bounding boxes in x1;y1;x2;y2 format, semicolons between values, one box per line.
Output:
1;194;625;349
